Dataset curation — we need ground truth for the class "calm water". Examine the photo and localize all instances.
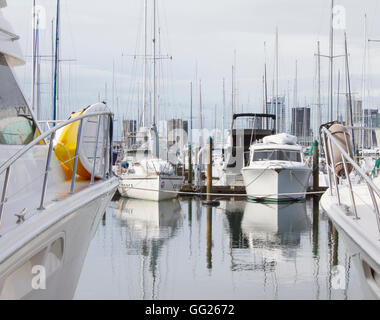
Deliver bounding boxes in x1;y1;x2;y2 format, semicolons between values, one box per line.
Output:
74;197;366;300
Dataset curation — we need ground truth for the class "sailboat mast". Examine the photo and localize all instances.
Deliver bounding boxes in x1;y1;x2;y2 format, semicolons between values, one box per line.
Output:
53;0;60;122
275;27;279;132
142;0;147;127
361;14;368;148
32;0;36;113
231;65;234;116
345;32;355;153
337;70;340;121
317;41;321;132
190;81;193;145
36;14;41;120
329;0;334;122
152;0;157;125
222;78;225;146
264;42;268;129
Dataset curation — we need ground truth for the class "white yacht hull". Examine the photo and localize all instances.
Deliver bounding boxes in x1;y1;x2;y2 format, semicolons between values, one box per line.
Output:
0;178;118;300
118;175;183;201
242;167;311;201
321;184;380;299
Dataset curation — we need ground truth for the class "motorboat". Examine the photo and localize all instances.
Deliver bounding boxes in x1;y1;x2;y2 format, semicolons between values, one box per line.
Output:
0;2;118;299
241;133;312;202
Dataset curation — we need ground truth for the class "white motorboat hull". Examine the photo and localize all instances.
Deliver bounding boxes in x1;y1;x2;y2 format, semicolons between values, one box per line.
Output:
242;167;312;201
0;178;118;300
118;175;183;201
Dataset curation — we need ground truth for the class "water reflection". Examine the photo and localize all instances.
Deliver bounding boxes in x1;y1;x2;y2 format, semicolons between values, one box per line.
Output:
114;198;183;299
74;197;366;299
223;201;310;272
114;199;182;241
219;200;247;249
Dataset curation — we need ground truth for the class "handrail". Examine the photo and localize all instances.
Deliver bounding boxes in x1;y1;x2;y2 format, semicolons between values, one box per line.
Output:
321;126;380;199
0;110;112;176
321;126;380;235
0;110;113;228
0;27;20;41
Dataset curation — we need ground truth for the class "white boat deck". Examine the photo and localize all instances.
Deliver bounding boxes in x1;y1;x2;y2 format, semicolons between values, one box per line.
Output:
0;178;99;236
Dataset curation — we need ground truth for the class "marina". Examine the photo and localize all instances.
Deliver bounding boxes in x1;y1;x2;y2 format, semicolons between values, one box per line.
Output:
2;0;380;302
75;196;365;300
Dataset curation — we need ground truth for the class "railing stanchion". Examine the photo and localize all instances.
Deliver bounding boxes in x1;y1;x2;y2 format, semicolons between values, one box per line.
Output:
366;182;380;237
109;115;113;177
38;131;56;210
104;116;110;179
341;154;359;219
91;115;102;185
70;119;84;194
322;132;333;196
327;137;341;205
0;167;11;228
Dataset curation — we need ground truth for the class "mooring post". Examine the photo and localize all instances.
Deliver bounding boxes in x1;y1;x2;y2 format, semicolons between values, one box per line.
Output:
202;137;219;207
206;137;213;201
206;206;212;269
188;144;192;184
313;140;319;191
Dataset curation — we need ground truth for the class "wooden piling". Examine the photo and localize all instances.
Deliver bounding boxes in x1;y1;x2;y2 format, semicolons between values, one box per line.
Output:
206;206;212;269
188;144;192;184
206;137;213;201
313;140;319;191
202;137;220;207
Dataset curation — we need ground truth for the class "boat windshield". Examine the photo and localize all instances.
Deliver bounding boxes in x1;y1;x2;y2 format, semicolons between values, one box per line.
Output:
0;53;36;145
252;149;302;162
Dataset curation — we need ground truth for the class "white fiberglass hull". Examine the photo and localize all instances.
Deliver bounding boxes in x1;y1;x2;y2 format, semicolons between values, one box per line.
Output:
0;178;118;300
118;175;183;201
321;184;380;299
242;166;312;202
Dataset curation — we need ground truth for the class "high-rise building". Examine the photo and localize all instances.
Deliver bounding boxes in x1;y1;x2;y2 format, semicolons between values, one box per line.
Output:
266;96;286;133
167;119;188;148
291;107;311;140
122;120;137;148
363;109;379;148
346;98;362;126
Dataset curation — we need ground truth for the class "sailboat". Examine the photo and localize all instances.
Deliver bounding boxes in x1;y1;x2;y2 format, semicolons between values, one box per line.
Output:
0;1;118;299
117;0;183;201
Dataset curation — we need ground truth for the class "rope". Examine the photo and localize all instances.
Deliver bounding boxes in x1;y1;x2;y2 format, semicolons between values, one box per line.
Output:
118;185;325;198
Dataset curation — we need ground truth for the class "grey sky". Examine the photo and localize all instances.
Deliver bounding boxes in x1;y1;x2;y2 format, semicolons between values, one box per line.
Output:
3;0;380;136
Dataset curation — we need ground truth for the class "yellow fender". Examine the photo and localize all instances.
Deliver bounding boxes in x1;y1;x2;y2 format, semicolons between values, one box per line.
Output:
54;109;91;179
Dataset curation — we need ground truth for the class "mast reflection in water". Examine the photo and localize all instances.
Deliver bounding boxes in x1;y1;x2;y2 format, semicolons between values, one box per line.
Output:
74;198;367;299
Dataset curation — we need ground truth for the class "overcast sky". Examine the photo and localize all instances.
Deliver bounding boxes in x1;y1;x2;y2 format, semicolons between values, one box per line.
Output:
3;0;380;135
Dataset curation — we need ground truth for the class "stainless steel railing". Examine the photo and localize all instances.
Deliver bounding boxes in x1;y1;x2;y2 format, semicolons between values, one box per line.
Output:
0;111;114;226
321;126;380;234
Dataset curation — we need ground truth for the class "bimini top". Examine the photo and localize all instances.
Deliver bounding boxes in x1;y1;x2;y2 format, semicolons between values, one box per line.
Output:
0;1;24;66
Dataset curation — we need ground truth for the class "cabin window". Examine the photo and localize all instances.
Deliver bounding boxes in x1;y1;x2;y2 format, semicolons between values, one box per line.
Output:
0;53;36;145
252;149;302;162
